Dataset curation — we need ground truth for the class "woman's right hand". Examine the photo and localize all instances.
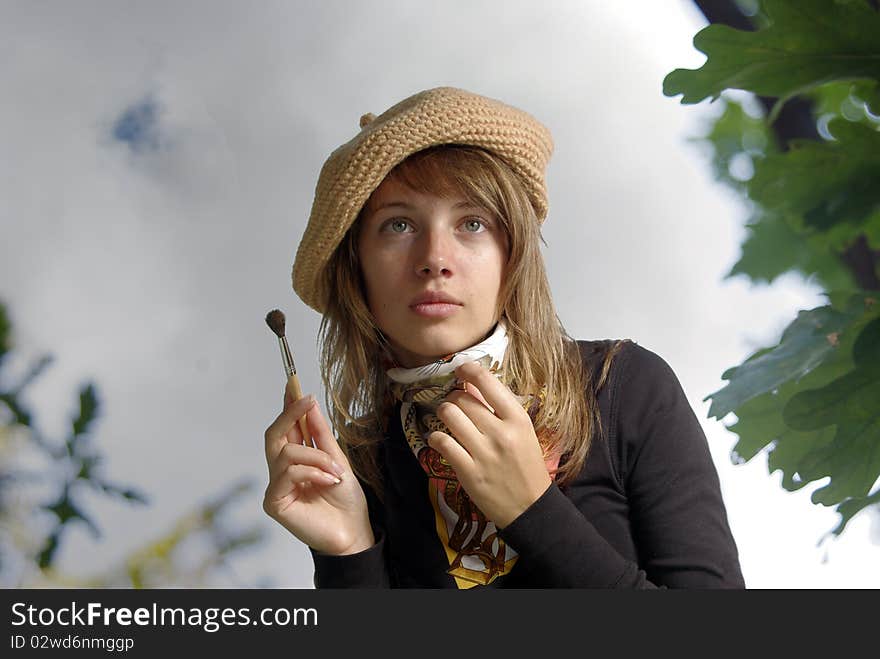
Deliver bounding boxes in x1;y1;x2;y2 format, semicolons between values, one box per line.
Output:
262;387;375;555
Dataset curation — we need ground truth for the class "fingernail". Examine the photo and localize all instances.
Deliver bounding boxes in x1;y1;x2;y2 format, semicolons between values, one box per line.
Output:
323;472;341;485
331;461;345;478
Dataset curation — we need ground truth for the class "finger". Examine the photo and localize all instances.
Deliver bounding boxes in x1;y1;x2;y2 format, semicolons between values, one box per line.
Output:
281;463;341;488
436;401;487;459
282;380;314;447
267;464;340;502
443;389;500;436
303;401;348;465
454;361;521;421
461;382;493;412
270;442;346;481
264;394;317;466
426;430;474;476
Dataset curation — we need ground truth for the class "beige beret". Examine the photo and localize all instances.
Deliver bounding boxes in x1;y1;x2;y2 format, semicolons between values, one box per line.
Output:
292;86;554;314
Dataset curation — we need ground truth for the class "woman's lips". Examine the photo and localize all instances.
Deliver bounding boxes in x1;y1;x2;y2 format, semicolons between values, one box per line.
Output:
410;302;461;318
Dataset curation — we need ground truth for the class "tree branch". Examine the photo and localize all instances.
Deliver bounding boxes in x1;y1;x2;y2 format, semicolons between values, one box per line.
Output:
839;235;880;291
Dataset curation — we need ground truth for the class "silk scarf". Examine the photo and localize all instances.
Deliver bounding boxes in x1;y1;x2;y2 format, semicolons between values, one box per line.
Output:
385;320;555;588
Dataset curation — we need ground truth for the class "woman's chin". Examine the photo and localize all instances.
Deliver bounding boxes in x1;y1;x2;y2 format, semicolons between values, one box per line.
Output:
384;321;496;368
392;339;468;368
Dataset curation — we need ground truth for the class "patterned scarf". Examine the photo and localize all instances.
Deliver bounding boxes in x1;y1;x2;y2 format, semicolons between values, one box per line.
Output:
384;320;556;588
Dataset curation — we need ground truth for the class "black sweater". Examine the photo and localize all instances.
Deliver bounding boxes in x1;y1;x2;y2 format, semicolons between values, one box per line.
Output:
310;340;745;588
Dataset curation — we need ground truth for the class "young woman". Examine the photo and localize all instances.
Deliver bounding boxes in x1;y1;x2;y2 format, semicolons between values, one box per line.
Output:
263;87;745;588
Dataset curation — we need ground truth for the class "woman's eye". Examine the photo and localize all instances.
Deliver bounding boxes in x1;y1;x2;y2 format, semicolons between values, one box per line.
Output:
384;219;411;233
463;218;486;233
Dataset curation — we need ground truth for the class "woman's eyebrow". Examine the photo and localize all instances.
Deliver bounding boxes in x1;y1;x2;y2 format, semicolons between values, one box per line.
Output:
371;200;480;212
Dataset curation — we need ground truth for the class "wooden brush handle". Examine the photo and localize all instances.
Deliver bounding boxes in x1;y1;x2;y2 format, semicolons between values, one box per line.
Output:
287;373;311;444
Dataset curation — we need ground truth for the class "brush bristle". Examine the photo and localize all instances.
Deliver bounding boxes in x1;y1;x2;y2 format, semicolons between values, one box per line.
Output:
265;309;286;338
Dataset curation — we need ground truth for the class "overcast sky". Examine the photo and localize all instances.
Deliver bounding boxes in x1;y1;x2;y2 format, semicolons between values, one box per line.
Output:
2;0;877;588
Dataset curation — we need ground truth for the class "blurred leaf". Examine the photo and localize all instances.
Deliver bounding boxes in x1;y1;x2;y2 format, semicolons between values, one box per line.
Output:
75;454;101;480
704;294;870;418
810;80;861;118
663;0;880;106
37;530;60;569
0;301;10;367
727;210;856;289
780;318;880;504
725;385;837;466
809;79;880;127
70;383;99;440
712;296;880;534
818;206;880;252
95;480;149;505
697;98;867;291
44;494;101;537
14;354;54;396
0;392;31;427
214;528;265;556
120;480;261;588
748;119;880;231
692;97;775;192
765;423;837;489
720;344;775;382
828;489;880;536
724;315;858;465
861;81;880;116
849;78;880;116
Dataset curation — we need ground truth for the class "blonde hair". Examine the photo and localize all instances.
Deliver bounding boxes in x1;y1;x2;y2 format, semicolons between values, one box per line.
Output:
317;145;626;499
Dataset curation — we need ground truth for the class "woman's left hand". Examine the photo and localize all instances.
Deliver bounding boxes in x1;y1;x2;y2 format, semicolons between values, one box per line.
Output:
426;360;552;529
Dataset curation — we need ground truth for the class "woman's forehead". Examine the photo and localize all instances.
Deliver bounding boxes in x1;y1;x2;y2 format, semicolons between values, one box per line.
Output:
366;177;478;213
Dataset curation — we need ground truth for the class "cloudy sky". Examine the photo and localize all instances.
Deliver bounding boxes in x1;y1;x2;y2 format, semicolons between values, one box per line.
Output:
2;0;877;588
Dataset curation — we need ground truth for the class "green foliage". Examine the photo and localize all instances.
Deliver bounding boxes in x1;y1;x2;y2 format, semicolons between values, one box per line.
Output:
691;98;774;193
663;0;880;118
120;479;263;589
0;299;265;586
71;384;98;439
750;119;880;232
0;304;9;367
0;300;149;573
706;294;869;419
664;0;880;538
783;316;880;506
729;211;855;290
705;293;879;533
809;79;880;126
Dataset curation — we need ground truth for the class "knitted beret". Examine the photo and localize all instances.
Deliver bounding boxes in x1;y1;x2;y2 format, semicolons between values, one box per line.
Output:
292;86;554;314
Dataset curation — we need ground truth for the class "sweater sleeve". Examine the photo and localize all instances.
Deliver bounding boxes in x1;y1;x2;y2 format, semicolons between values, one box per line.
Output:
498;343;745;588
498;482;657;587
309;530;391;588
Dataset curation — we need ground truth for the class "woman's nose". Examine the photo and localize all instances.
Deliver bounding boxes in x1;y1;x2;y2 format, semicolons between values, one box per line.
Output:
414;226;453;277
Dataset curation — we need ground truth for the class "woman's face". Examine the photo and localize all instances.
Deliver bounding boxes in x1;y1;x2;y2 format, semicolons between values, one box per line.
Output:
357;176;508;368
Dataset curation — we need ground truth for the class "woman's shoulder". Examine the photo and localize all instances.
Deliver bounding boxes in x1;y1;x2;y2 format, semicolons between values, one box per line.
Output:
574;339;699;483
574;338;683;396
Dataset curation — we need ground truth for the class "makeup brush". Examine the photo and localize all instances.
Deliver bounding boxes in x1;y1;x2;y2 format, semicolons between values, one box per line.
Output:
265;309;310;443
